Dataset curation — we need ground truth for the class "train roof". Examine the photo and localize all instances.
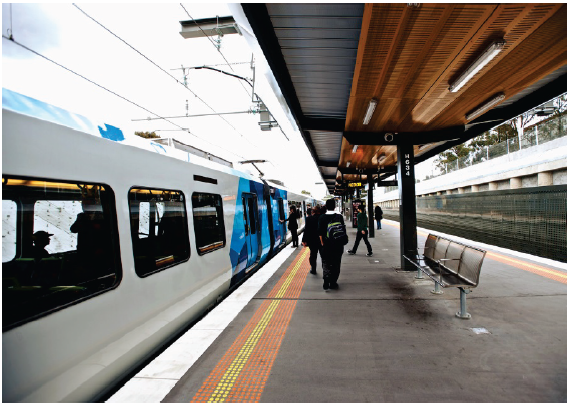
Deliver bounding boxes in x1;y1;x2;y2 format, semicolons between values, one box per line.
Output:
1;88;260;183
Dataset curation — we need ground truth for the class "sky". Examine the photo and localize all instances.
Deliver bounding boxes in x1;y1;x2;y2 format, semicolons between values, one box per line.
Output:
2;3;331;198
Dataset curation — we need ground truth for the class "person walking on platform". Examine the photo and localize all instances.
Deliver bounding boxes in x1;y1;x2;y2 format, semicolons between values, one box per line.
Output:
318;198;345;291
302;206;321;275
348;205;373;257
280;205;299;248
374;205;383;230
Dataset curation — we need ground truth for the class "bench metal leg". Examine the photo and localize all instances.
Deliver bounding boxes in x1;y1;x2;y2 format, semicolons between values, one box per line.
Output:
456;288;471;319
415;268;424;279
431;281;443;295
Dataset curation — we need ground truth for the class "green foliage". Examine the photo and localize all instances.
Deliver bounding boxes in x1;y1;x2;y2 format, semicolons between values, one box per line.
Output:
135;131;159;139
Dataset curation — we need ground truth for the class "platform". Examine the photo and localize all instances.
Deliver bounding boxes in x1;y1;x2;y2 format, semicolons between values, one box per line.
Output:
108;219;567;403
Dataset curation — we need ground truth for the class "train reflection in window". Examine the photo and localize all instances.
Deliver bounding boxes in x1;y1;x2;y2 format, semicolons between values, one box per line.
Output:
1;177;121;330
129;187;190;276
192;193;226;255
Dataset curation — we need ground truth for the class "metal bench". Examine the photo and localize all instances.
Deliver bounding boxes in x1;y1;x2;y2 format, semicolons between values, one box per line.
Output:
403;234;486;319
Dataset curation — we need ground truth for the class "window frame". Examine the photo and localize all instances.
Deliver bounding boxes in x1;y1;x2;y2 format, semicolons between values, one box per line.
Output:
191;192;226;256
128;186;191;277
1;175;122;331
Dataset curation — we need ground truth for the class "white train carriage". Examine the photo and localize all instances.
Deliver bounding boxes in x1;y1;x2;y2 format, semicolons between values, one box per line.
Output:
2;89;320;402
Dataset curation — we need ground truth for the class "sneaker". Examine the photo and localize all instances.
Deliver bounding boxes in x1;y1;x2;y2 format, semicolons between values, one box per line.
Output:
309;269;317;275
323;280;330;291
329;282;339;290
347;250;355;255
366;252;373;257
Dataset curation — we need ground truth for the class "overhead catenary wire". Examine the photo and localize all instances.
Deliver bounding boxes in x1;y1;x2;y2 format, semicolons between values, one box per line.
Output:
179;3;252;100
71;3;247;138
1;34;248;162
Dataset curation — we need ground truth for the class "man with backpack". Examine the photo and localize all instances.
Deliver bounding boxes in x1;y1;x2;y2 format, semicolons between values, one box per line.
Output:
318;198;348;291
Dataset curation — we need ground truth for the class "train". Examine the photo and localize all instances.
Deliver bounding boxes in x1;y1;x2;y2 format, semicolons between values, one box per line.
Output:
2;88;322;402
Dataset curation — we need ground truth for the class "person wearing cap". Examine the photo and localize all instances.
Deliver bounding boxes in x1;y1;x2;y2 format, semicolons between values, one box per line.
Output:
32;231;53;262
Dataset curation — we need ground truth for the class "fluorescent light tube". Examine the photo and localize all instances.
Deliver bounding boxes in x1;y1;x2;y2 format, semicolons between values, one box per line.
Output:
363;99;378;125
449;40;506;93
465;93;506;121
352;145;358;153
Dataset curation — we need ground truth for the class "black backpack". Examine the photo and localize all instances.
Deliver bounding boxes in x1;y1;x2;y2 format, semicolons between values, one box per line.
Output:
326;214;349;245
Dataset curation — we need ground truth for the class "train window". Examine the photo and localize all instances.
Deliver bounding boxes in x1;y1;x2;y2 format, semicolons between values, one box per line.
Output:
129;187;190;277
242;197;249;236
2;200;17;262
278;199;285;221
192;193;226;255
2;177;121;330
247;196;257;234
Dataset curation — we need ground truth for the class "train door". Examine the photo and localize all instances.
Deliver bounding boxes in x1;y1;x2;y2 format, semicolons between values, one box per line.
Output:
277;198;286;247
242;193;260;268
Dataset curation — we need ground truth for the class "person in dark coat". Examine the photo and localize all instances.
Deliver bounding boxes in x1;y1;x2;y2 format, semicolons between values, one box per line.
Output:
302;206;321;274
280;205;299;247
374;205;383;230
318;199;345;291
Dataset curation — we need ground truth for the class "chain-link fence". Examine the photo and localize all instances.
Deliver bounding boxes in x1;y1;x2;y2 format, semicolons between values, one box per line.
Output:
439;113;566;175
382;185;567;262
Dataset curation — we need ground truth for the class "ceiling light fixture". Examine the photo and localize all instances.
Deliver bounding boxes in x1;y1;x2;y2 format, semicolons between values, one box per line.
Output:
377;153;387;163
346;161;351;167
449;40;506;93
363;99;378;125
352;145;358;153
465;93;506;121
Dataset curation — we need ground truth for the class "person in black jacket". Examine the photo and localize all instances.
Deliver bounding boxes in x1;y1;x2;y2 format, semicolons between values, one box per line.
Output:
302;206;321;274
374;205;383;230
280;205;299;247
318;199;345;291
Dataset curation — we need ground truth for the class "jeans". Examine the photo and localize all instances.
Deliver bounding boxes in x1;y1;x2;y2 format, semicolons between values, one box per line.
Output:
376;219;382;229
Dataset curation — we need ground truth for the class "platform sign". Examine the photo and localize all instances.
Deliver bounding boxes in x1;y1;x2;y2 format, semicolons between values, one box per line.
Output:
348;182;362;188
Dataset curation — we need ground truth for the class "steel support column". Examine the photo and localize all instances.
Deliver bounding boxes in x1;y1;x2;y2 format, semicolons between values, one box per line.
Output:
397;144;418;270
368;174;374;238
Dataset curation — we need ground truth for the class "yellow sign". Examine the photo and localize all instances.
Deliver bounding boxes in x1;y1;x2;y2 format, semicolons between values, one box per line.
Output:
348;182;362;188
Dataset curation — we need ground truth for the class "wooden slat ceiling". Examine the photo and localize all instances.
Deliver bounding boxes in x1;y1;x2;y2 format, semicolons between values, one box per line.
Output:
240;3;567;194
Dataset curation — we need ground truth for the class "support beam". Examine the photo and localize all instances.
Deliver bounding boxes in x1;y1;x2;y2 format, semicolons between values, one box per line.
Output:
338;166;397;175
368;174;374;238
302;117;346;132
397;144;418;270
343;125;464;146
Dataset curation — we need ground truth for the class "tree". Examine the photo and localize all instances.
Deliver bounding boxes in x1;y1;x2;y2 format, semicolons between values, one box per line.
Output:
435;93;567;170
434;143;473;171
135;131;159;139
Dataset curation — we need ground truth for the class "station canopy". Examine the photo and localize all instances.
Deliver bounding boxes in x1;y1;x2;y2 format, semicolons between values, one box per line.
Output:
237;3;567;195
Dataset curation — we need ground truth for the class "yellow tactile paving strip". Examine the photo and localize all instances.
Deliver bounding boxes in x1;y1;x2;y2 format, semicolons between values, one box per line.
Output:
383;221;566;284
191;248;310;403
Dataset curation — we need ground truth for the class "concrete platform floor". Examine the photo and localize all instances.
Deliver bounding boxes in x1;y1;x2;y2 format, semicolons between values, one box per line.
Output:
120;219;568;403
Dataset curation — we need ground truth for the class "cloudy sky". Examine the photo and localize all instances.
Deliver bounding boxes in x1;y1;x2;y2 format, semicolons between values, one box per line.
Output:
2;3;331;198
